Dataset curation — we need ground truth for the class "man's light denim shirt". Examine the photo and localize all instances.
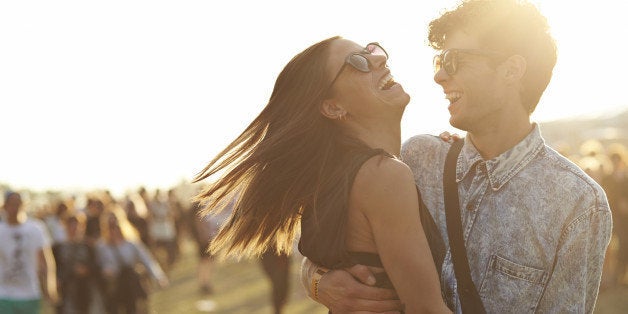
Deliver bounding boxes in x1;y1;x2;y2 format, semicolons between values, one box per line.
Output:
401;125;612;313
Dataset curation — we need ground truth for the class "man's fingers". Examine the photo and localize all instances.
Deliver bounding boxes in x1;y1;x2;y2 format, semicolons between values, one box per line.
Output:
317;269;401;313
330;298;403;313
353;284;398;301
349;311;401;314
347;298;403;312
345;264;376;286
439;131;452;142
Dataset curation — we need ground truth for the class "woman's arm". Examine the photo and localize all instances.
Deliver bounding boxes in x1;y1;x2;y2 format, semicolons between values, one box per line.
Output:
38;246;59;305
133;241;169;287
351;157;451;313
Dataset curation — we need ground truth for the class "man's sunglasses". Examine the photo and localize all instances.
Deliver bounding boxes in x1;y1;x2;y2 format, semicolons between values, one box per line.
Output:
433;48;505;76
326;42;388;92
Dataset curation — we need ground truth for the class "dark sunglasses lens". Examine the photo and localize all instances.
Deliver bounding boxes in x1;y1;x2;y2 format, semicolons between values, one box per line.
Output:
347;54;370;72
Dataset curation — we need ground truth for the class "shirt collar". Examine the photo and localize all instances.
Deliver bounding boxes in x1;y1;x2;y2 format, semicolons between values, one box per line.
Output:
457;124;545;191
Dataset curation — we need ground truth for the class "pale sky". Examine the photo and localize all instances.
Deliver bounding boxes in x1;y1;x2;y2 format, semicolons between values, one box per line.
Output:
1;0;626;196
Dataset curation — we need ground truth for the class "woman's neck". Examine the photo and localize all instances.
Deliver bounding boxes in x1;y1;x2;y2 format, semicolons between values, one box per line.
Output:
345;118;402;157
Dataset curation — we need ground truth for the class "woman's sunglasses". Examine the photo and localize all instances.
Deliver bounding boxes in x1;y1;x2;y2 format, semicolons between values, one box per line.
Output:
326;42;388;92
433;48;505;76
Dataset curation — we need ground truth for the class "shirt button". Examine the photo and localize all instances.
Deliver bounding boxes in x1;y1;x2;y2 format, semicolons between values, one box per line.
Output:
466;202;474;211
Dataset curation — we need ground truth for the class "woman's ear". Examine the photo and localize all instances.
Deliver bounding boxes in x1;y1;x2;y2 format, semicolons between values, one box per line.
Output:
320;99;347;120
500;55;527;82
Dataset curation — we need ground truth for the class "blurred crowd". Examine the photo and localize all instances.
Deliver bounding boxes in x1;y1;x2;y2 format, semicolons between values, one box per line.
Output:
0;183;292;314
0;185;211;313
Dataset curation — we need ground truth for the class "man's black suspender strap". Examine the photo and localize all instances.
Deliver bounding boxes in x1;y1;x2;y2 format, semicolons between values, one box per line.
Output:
444;140;486;313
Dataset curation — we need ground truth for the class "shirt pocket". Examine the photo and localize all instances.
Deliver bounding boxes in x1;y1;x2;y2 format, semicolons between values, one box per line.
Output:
479;254;547;313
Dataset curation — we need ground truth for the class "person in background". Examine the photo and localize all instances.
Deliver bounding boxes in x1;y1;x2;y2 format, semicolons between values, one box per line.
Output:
260;250;291;314
191;195;234;296
55;212;99;314
146;189;178;273
167;188;185;258
96;210;168;314
42;201;69;314
602;146;628;287
84;198;105;246
190;199;217;296
44;202;69;263
124;195;150;247
0;191;59;314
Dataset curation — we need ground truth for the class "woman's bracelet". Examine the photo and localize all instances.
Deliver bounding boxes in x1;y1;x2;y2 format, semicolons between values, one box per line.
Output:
311;266;330;301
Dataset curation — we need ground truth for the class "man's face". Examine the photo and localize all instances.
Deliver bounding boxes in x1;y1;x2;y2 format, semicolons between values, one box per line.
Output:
4;193;23;218
433;30;509;132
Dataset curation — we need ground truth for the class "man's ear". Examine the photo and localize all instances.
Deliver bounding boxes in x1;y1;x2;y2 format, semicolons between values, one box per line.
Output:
500;54;527;82
320;98;347;120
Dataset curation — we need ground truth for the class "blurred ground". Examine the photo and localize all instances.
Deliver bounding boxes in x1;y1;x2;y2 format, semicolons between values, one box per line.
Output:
147;240;325;314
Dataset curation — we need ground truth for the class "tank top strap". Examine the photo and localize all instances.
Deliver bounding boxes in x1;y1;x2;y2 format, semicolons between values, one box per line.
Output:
351;147;394;176
348;251;384;267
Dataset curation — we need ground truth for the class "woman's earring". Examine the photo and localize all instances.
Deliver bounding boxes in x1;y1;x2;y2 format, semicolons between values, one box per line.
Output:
338;112;347;121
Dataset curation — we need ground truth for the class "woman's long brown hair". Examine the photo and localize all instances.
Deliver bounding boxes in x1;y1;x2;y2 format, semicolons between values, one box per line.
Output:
193;36;352;260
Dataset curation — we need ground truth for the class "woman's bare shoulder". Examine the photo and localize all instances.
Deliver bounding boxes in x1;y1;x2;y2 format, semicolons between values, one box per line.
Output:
351;155;416;209
358;155;412;182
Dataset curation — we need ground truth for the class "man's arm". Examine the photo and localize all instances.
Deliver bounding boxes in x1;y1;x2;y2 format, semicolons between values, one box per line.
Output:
38;246;59;304
300;257;402;313
536;208;612;312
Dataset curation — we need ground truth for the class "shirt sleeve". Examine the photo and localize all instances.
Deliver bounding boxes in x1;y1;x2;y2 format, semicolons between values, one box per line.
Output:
134;241;167;282
32;219;52;250
536;206;612;312
95;242;118;273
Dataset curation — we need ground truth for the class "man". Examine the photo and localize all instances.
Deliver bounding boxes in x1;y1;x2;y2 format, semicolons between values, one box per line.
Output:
0;191;58;313
301;0;612;312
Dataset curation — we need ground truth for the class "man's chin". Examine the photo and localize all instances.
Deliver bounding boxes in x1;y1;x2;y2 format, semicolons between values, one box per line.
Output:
448;118;470;133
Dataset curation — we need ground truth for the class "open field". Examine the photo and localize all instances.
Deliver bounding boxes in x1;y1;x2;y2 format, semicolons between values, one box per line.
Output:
148;240;326;314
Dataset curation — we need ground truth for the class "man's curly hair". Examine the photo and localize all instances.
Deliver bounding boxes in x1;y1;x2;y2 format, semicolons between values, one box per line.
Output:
428;0;557;114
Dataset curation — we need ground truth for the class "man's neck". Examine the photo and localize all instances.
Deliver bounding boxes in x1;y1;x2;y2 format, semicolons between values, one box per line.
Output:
7;213;26;225
468;119;534;160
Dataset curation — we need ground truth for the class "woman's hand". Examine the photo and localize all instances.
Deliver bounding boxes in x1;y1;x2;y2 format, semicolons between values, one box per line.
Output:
158;277;170;289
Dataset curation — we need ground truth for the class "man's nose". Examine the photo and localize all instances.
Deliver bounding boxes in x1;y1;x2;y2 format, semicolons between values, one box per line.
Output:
433;66;449;85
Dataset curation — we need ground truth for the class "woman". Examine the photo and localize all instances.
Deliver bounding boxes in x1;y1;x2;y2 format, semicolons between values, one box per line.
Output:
96;210;168;314
194;36;450;313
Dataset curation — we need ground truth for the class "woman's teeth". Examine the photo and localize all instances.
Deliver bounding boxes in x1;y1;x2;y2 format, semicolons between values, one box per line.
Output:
379;74;396;90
